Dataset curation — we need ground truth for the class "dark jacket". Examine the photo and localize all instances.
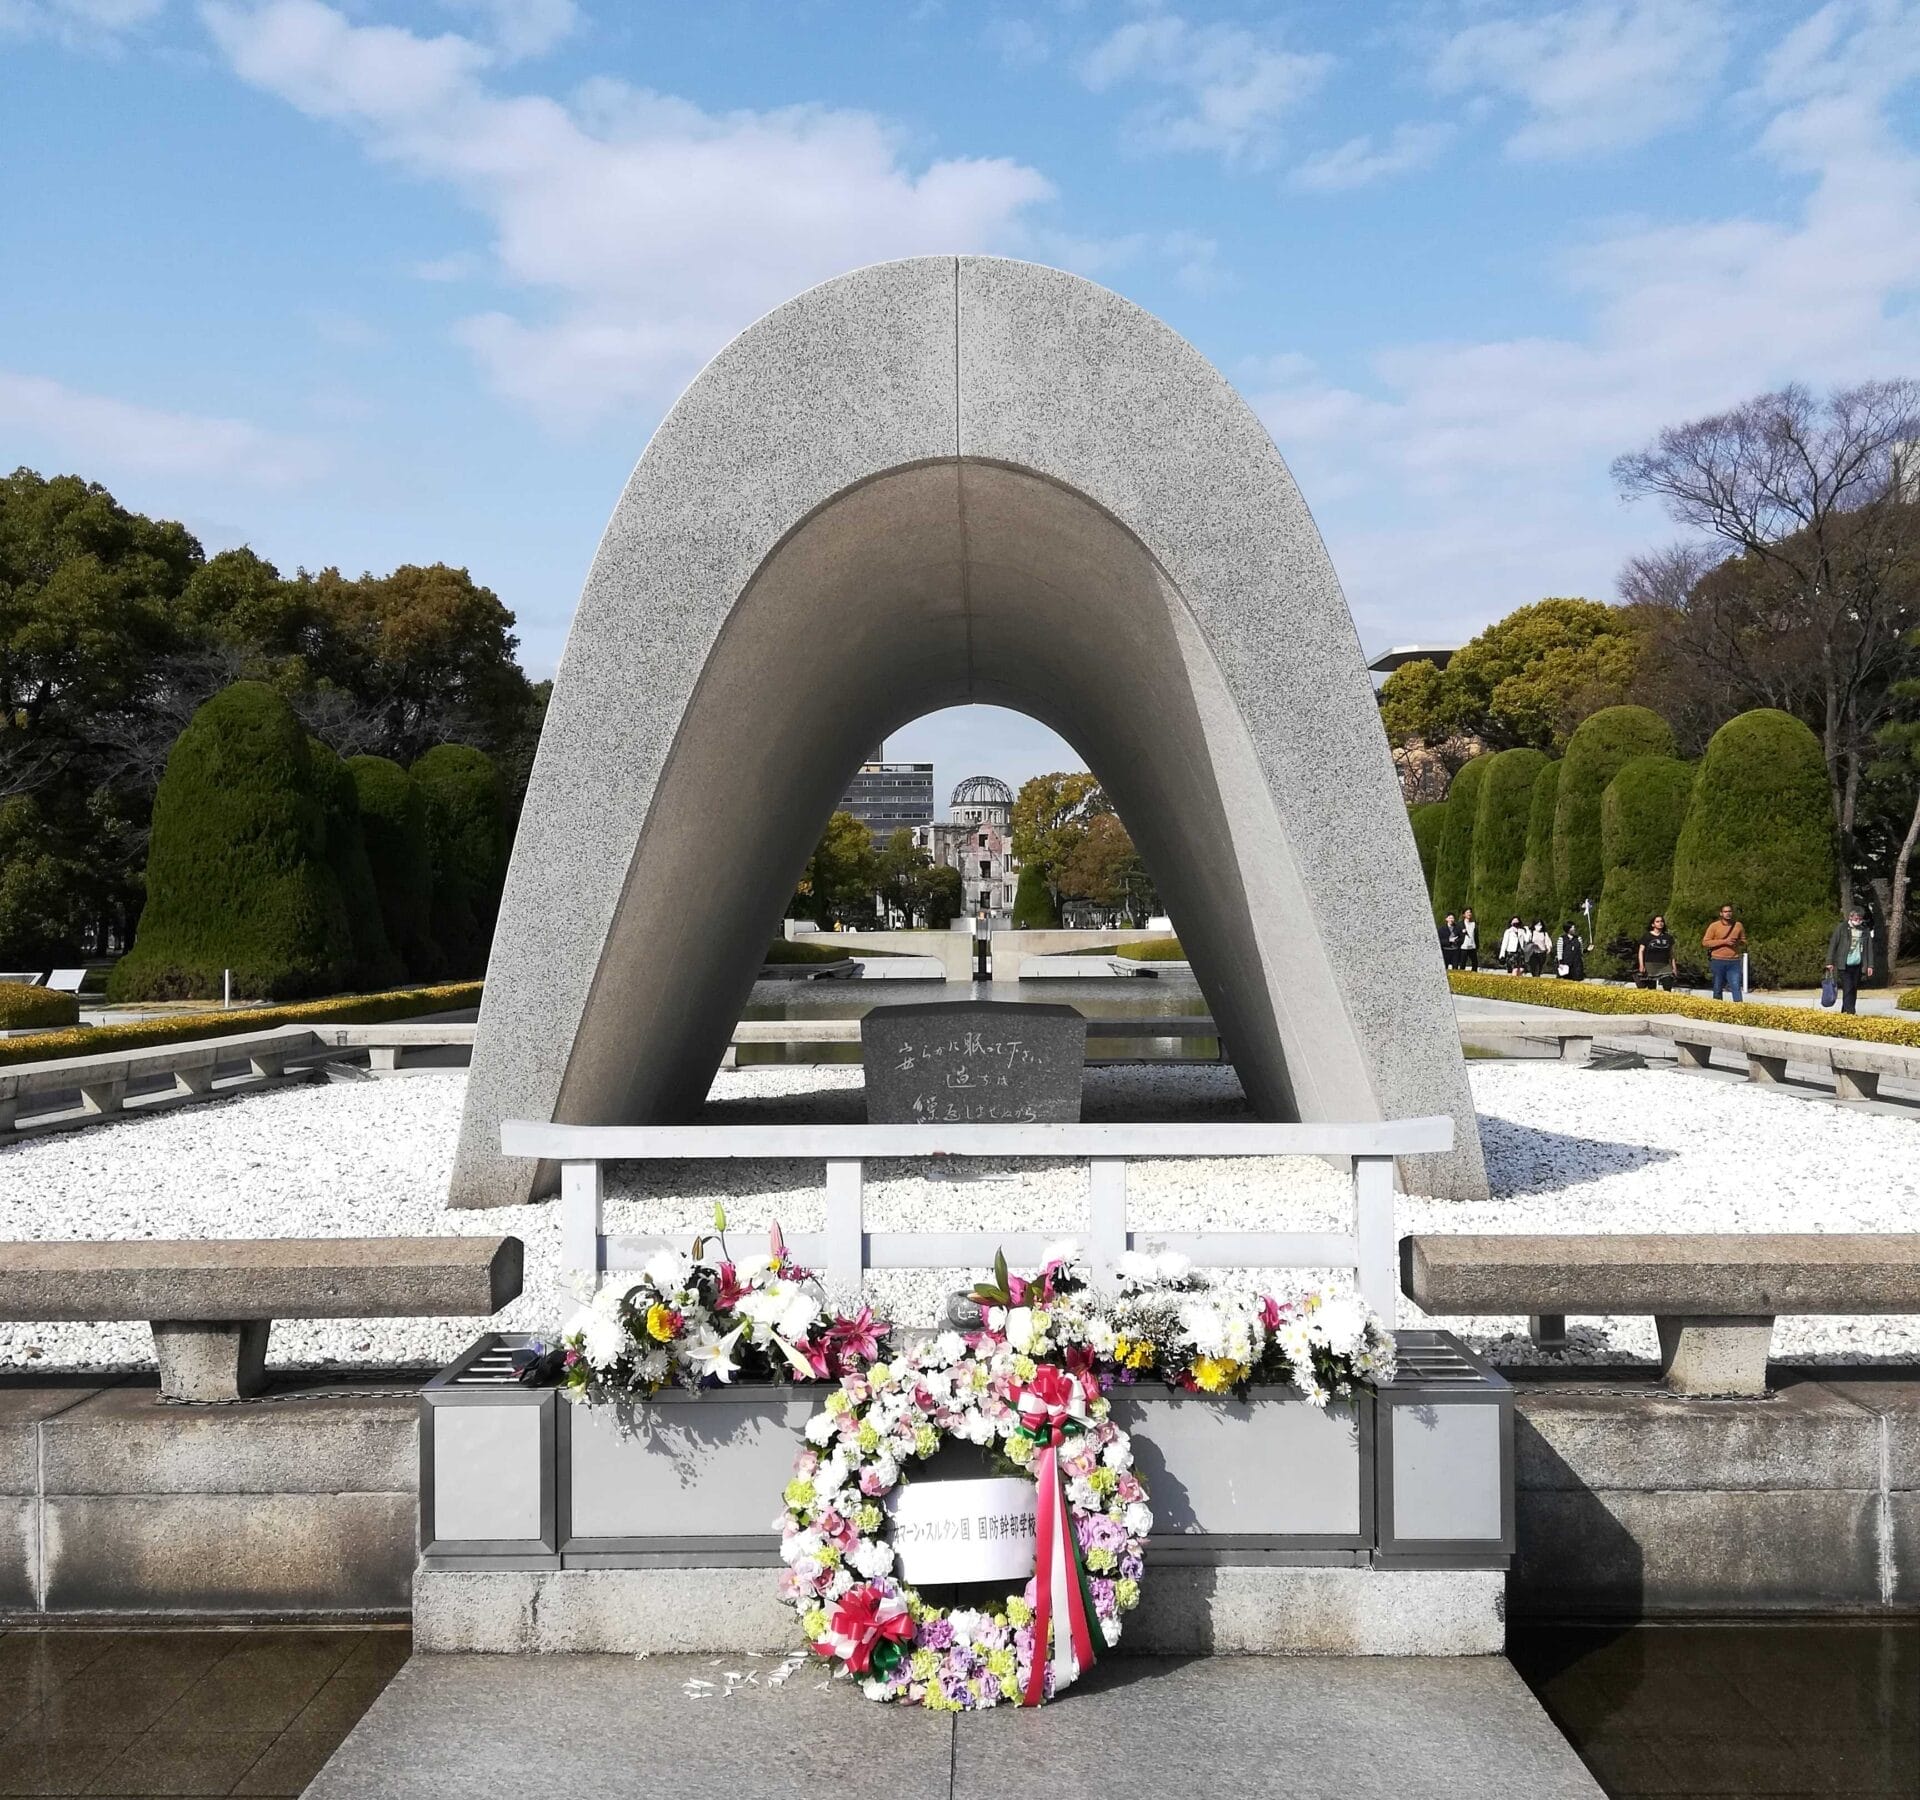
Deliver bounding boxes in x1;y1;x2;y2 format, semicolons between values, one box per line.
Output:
1827;920;1872;971
1555;932;1585;980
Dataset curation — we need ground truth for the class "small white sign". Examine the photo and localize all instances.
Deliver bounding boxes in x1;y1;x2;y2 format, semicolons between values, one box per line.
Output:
886;1476;1038;1585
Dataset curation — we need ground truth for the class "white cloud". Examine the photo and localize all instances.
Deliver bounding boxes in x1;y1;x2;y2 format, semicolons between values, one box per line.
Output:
1289;121;1453;193
1078;10;1331;166
984;16;1048;69
0;0;162;48
201;0;1056;427
1257;0;1920;644
0;369;325;486
408;250;481;281
1431;0;1732;159
439;0;575;61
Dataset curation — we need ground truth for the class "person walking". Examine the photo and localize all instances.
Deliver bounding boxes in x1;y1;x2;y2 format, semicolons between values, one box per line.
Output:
1439;913;1460;969
1702;903;1746;1002
1826;906;1874;1015
1639;915;1674;990
1499;916;1528;974
1528;919;1552;978
1556;920;1586;981
1459;909;1479;971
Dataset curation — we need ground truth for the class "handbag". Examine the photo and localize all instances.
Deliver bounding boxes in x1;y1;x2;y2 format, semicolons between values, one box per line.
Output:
1820;973;1838;1009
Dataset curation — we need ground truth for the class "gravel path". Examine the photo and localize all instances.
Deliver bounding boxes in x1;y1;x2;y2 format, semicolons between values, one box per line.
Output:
2;1060;1915;1373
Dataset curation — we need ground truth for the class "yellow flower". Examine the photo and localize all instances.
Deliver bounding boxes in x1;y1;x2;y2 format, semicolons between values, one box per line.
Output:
1012;1355;1037;1381
1006;1596;1032;1626
1086;1547;1116;1573
986;1647;1016;1679
913;1424;938;1458
645;1303;679;1342
868;1362;893;1386
1089;1466;1117;1494
856;1504;883;1533
826;1391;852;1416
783;1478;814;1509
1114;1578;1140;1610
1005;1434;1035;1465
855;1423;880;1454
817;1544;840;1567
910;1649;941;1681
1191;1356;1247;1394
802;1607;829;1637
999;1673;1020;1700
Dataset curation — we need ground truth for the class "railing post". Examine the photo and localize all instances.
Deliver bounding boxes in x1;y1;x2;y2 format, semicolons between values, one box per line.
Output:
825;1159;864;1299
1352;1154;1397;1322
1088;1158;1127;1288
560;1159;604;1283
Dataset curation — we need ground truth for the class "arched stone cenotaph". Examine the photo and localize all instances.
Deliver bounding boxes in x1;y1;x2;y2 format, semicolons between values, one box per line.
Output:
451;257;1488;1207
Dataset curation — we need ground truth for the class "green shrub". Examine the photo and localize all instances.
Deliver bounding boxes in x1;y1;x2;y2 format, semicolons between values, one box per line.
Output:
412;745;507;980
349;755;439;981
1432;755;1492;921
1512;761;1561;926
1470;749;1550;929
1011;863;1059;928
0;980;482;1068
108;683;355;1002
1898;988;1920;1012
1113;938;1186;960
1552;706;1676;923
0;983;78;1029
1409;803;1446;895
310;740;403;991
1595;756;1695;976
763;938;854;964
1448;971;1920;1046
1669;709;1837;989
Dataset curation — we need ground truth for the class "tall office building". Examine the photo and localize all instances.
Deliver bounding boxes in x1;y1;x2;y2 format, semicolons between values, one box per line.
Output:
839;756;934;844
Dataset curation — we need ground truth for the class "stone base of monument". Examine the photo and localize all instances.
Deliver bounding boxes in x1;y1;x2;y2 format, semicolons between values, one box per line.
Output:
415;1332;1510;1654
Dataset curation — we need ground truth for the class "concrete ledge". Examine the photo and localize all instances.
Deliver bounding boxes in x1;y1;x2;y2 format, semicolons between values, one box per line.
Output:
412;1564;1507;1655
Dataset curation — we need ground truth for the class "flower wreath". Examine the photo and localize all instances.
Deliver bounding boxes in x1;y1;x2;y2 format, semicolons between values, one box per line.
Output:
776;1331;1149;1709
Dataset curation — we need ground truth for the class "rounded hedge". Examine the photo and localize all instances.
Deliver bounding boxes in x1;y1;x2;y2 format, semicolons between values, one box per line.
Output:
309;739;403;992
0;983;79;1030
1595;755;1695;975
1512;761;1562;928
1010;862;1058;929
1470;749;1550;929
1552;706;1676;924
1431;755;1492;921
108;682;355;1002
1409;803;1446;895
349;755;440;981
411;744;508;980
1669;709;1837;988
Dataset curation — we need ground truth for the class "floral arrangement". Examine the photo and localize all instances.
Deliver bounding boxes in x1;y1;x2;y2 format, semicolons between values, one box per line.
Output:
559;1210;891;1402
777;1331;1148;1709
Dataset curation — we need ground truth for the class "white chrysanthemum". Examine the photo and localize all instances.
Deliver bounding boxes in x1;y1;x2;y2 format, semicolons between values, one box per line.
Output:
1154;1250;1192;1283
849;1538;894;1578
1041;1238;1080;1269
805;1410;838;1446
1313;1294;1369;1355
1178;1300;1228;1357
1066;1476;1097;1509
1115;1251;1157;1286
1123;1502;1153;1537
1100;1436;1133;1471
581;1312;629;1370
1102;1614;1123;1646
960;1410;995;1446
641;1248;690;1293
777;1290;822;1343
948;1608;986;1641
780;1527;824;1566
933;1330;967;1365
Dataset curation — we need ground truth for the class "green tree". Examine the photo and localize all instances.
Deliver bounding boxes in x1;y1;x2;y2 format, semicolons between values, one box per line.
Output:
0;794;88;967
1058;811;1157;925
1470;748;1550;928
920;862;964;930
796;810;879;927
1431;754;1492;921
1595;756;1695;974
1011;771;1108;906
1670;710;1839;987
412;744;507;979
1409;802;1446;895
1512;761;1562;926
309;738;402;990
877;828;929;924
1011;861;1059;928
107;682;352;1001
1378;659;1453;748
349;754;439;980
1552;705;1677;923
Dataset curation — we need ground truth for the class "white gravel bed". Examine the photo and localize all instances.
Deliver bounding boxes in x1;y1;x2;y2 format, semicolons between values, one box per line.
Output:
2;1059;1917;1374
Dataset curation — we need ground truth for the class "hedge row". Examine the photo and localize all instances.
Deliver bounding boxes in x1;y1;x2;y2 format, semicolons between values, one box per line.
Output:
0;981;482;1069
1469;748;1549;928
1897;988;1920;1013
1114;938;1187;960
1512;760;1561;926
0;984;80;1030
1595;755;1694;976
1552;706;1676;924
1432;753;1491;920
1448;972;1920;1048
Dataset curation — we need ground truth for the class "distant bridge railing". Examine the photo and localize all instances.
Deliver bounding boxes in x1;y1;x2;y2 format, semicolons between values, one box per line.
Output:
497;1116;1456;1316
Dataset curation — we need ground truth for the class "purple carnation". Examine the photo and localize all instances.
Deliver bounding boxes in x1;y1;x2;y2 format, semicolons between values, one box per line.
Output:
919;1618;954;1650
1120;1554;1144;1581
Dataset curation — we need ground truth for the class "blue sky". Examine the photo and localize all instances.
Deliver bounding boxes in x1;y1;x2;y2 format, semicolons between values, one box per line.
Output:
4;0;1920;805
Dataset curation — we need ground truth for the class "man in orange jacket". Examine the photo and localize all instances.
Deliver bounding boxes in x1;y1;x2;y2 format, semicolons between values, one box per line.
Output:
1702;903;1747;1001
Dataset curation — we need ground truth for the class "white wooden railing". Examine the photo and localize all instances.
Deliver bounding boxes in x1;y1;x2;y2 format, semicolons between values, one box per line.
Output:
499;1117;1454;1316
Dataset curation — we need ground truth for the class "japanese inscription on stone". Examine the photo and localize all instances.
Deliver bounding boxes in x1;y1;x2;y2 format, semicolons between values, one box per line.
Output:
885;1475;1038;1584
861;1000;1086;1124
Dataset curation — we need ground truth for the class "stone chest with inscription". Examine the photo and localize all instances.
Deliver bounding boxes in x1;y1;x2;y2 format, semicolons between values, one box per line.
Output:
860;1000;1087;1124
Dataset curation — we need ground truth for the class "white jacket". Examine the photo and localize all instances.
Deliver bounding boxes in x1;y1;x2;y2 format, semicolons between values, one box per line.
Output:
1499;925;1528;958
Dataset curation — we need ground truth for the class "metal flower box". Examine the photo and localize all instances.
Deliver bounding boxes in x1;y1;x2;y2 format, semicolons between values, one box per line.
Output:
419;1329;1510;1571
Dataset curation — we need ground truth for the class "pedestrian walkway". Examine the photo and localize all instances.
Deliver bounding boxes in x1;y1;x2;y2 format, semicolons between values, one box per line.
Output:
305;1652;1603;1799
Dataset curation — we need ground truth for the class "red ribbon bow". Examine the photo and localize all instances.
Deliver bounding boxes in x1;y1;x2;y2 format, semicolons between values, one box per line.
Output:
815;1582;914;1676
1012;1365;1104;1704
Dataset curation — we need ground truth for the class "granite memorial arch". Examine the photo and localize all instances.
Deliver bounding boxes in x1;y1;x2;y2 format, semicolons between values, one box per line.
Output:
450;255;1488;1208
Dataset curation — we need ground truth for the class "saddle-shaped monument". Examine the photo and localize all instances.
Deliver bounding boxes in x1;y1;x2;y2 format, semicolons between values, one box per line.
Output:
450;256;1488;1207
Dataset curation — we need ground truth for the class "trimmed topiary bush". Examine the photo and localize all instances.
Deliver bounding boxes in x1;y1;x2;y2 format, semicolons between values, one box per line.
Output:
108;682;355;1002
349;755;439;981
1409;803;1446;896
1432;755;1492;922
1513;761;1561;928
310;739;403;992
1669;709;1838;989
1595;756;1694;976
0;983;79;1030
1011;862;1059;929
1552;706;1676;924
1470;748;1550;929
412;744;507;980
